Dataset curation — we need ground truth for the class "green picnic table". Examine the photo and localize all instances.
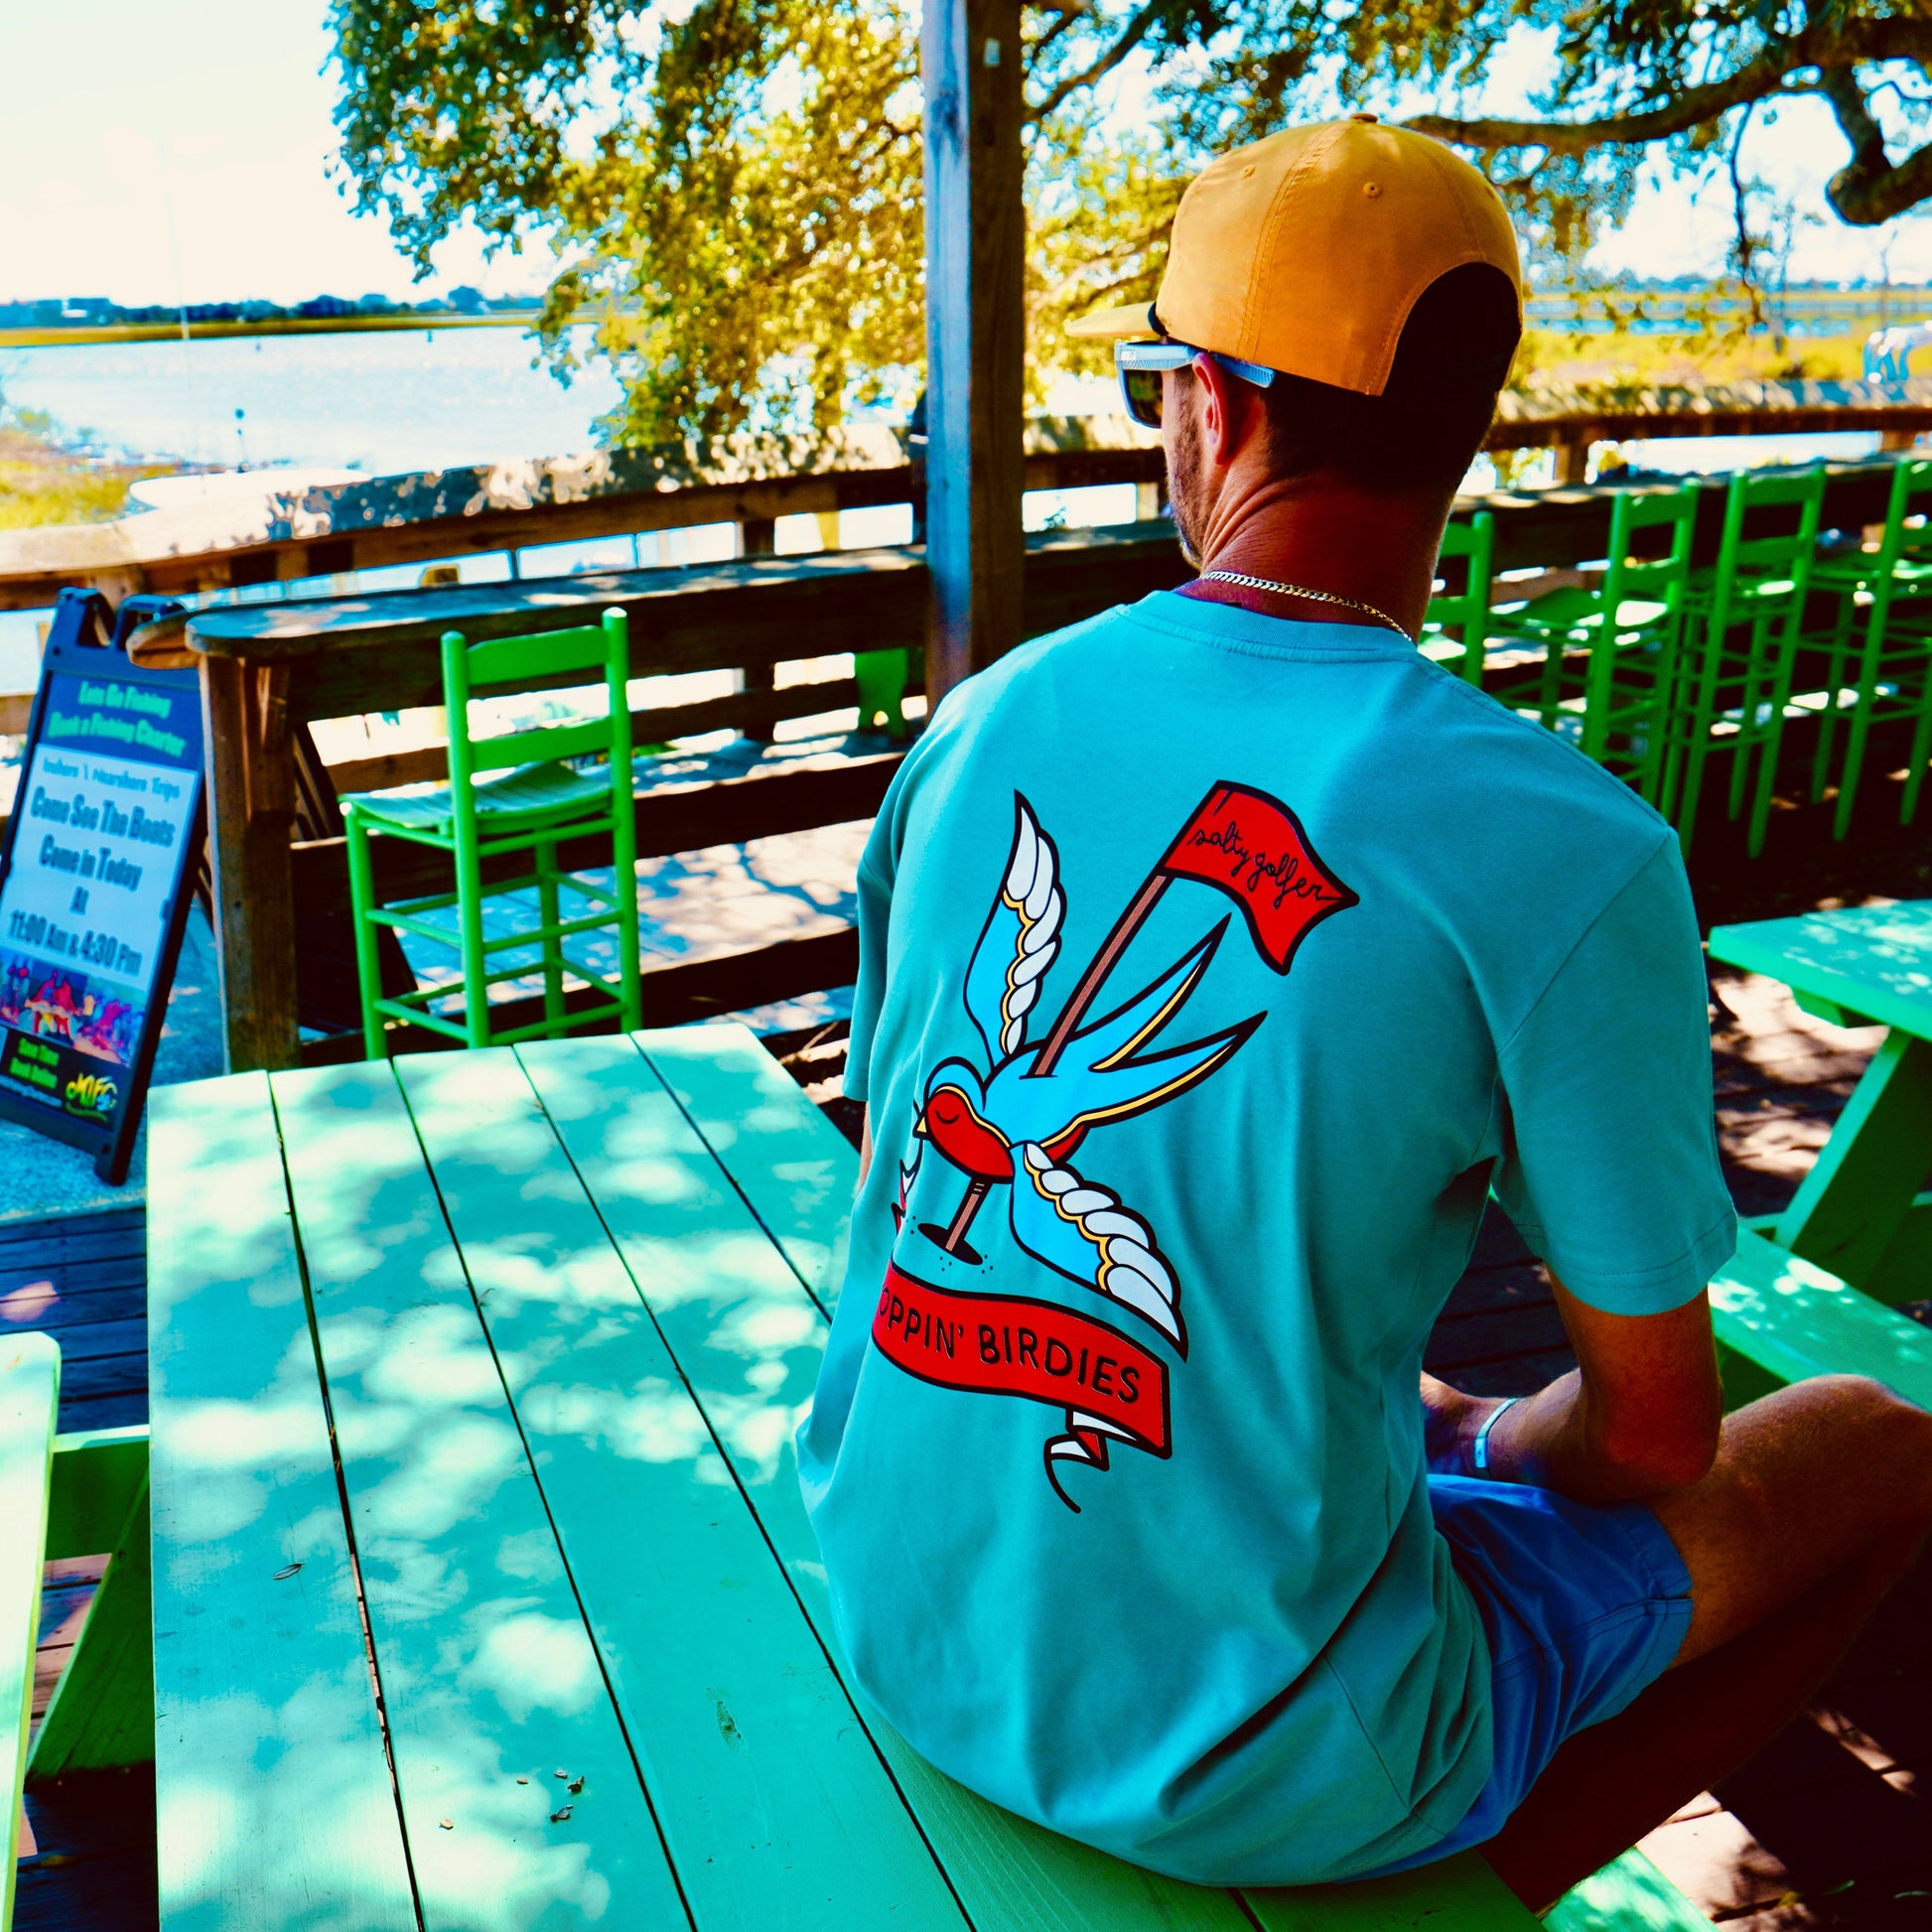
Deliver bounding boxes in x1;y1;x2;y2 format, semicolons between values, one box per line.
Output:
132;1027;1702;1932
1705;903;1932;1410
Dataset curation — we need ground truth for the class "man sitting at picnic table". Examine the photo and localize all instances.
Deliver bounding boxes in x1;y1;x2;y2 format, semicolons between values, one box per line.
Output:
798;118;1932;1908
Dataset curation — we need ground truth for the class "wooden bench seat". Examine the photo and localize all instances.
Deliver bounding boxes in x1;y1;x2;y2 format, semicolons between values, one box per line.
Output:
0;1334;57;1927
1710;1224;1932;1411
1;1334;152;1931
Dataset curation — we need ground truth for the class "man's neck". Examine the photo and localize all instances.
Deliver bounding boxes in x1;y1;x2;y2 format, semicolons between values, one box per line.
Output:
1176;471;1450;640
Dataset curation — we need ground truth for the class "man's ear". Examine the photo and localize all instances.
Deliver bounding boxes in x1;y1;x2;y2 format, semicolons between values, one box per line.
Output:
1192;355;1268;469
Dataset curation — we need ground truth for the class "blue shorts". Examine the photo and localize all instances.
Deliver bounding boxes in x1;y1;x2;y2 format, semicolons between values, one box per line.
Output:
1360;1474;1695;1878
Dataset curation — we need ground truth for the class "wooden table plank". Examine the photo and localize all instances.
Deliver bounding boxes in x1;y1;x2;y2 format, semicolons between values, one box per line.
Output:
266;1060;691;1932
515;1034;1256;1932
147;1074;416;1932
187;547;928;663
393;1046;970;1932
636;1024;860;1311
1708;902;1932;1040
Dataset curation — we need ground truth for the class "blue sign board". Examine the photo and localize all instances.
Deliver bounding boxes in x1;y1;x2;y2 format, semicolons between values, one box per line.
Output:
0;593;205;1182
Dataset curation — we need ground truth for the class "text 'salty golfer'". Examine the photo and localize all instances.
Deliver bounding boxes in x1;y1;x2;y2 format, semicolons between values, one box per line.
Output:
873;782;1358;1507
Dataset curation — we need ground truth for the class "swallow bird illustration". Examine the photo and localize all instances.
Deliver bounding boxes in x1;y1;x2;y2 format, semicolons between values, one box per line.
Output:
905;795;1263;1356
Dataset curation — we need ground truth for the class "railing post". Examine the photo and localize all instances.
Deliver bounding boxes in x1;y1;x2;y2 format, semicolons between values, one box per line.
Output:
736;518;779;742
200;655;301;1071
1554;433;1591;485
921;0;1025;707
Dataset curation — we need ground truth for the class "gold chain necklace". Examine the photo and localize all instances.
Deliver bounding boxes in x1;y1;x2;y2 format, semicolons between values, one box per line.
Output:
1195;570;1413;642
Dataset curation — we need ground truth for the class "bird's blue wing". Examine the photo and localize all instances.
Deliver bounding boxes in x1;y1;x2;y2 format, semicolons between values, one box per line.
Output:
1040;919;1262;1137
1008;1142;1185;1353
962;795;1064;1067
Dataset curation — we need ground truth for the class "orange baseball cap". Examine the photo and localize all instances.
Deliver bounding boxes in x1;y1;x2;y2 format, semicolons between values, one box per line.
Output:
1068;116;1521;397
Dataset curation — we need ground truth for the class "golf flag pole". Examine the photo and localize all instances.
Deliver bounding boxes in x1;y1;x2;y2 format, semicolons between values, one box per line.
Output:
1028;874;1172;1079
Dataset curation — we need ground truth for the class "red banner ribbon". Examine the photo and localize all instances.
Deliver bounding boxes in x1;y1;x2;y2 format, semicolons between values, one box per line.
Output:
1158;781;1357;973
871;1262;1171;1457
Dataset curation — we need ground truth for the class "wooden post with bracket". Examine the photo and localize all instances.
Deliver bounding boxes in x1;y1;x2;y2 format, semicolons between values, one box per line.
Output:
921;0;1026;706
200;656;301;1071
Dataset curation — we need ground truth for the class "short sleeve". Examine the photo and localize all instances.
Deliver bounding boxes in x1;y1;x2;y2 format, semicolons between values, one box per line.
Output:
841;812;898;1106
1491;833;1735;1314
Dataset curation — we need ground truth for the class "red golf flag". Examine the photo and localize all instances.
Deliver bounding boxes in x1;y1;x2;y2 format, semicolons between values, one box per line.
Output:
1158;782;1357;973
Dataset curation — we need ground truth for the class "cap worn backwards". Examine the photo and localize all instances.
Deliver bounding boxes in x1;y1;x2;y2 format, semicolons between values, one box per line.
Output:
1067;117;1522;398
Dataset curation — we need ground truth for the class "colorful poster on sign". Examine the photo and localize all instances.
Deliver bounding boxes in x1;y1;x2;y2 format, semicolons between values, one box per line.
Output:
0;669;201;1128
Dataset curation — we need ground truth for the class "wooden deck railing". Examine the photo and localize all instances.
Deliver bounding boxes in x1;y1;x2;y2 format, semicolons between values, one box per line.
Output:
4;420;1929;1070
6;381;1932;614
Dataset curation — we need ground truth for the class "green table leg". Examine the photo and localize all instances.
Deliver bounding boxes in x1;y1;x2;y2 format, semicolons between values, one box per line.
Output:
1774;1030;1932;1297
32;1458;153;1776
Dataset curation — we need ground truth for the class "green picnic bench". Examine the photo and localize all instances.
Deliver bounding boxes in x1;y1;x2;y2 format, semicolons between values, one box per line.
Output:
1706;902;1932;1414
132;1027;1716;1932
1;1332;151;1928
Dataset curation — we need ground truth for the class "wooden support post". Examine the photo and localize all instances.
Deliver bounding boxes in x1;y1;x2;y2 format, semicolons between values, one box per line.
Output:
1880;428;1919;453
921;0;1025;706
201;655;301;1072
1554;434;1591;485
736;518;778;741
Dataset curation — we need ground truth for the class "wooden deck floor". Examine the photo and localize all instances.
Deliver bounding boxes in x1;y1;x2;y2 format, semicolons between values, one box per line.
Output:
8;978;1929;1931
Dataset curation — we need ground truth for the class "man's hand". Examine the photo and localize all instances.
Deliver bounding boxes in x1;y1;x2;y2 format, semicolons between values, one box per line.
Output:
1421;1371;1505;1475
1424;1277;1724;1504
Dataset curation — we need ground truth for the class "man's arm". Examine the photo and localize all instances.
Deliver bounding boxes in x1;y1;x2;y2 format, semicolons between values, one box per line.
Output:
1424;1274;1723;1504
858;1106;873;1184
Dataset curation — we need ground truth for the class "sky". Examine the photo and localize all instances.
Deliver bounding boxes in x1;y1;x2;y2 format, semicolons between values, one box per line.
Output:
6;2;1932;307
0;2;544;308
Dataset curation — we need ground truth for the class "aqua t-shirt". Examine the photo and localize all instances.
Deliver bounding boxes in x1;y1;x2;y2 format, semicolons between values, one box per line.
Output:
797;590;1735;1885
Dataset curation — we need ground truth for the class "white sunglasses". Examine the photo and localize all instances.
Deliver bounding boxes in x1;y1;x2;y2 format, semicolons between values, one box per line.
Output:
1116;342;1277;427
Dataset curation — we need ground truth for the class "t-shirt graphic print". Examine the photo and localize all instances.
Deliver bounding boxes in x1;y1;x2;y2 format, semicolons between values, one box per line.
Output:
874;782;1357;1507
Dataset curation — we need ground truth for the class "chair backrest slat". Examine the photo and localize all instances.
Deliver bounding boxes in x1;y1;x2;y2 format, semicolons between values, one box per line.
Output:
1423;510;1496;683
1706;466;1827;632
1878;457;1932;570
465;622;614;689
467;717;619;774
1601;484;1697;613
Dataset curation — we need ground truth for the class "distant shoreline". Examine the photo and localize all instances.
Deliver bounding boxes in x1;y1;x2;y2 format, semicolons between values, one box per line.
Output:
0;311;546;350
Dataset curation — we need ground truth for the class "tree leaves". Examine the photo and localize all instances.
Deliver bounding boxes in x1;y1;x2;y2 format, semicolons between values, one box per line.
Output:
327;0;1932;449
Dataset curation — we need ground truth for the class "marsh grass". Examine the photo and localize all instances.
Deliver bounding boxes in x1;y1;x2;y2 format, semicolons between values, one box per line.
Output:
0;409;175;530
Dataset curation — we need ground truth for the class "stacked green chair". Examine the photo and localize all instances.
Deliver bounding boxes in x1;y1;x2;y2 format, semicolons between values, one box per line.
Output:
1485;484;1698;801
854;646;914;738
1660;463;1826;859
1418;510;1496;685
1804;456;1932;839
343;608;644;1057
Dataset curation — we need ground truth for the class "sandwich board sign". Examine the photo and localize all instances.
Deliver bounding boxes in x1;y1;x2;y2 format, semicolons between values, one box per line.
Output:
0;591;205;1183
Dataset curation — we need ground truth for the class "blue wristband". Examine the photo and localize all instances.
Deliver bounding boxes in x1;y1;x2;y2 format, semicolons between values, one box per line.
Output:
1471;1397;1519;1473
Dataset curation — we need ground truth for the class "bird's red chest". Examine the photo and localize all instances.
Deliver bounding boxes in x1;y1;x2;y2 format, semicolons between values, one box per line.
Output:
925;1082;1085;1180
924;1084;1011;1181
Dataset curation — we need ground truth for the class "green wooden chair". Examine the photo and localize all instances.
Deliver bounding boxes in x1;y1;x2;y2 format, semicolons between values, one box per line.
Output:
342;609;644;1057
1418;512;1497;686
1802;456;1932;840
855;646;914;738
2;1333;152;1932
1485;485;1697;801
1659;464;1826;859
